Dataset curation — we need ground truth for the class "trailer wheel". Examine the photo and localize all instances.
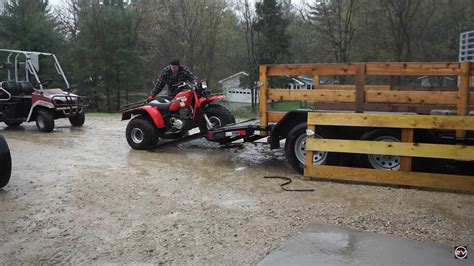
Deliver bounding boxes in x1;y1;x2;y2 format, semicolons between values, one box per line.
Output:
126;115;160;150
69;112;85;127
4;120;22;127
0;135;11;189
358;129;401;171
36;109;55;132
285;122;336;174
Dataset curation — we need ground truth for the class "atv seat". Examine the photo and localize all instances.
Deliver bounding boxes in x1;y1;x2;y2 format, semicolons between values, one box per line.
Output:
149;100;171;111
1;81;34;96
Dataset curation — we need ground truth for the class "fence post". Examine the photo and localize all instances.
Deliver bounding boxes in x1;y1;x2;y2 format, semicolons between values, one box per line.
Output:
259;64;268;129
400;128;414;171
457;62;471;139
355;63;366;113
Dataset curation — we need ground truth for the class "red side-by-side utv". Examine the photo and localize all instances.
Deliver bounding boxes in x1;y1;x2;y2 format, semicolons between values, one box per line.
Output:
0;49;88;132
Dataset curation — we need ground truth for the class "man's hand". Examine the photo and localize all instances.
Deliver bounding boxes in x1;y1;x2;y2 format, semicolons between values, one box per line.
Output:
146;95;154;102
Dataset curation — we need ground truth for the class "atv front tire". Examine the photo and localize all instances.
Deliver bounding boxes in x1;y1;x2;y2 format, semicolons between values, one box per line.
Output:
199;104;235;133
0;135;12;188
36;109;55;132
69;112;85;127
126;116;160;150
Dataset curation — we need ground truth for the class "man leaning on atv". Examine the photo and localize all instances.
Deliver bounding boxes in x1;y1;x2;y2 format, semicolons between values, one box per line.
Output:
147;59;197;102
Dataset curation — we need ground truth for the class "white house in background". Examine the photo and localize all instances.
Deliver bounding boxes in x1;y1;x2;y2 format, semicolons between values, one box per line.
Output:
218;71;258;104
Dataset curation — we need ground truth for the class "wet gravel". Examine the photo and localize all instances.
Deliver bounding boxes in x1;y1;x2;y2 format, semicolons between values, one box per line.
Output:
0;115;473;264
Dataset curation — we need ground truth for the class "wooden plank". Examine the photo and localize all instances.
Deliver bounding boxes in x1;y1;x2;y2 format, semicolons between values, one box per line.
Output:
268;89;355;102
366;90;459;105
306;138;474;161
366;62;461;76
355;63;366;113
304;165;474;192
315;75;321;85
267;111;286;123
457;62;471;138
400;129;414;171
314;85;390;90
267;63;357;76
307;113;474;130
259;65;268;129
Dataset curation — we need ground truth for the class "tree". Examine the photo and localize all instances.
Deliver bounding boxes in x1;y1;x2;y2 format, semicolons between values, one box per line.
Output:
70;0;146;112
254;0;291;64
0;0;61;51
233;0;259;111
378;0;435;61
307;0;360;63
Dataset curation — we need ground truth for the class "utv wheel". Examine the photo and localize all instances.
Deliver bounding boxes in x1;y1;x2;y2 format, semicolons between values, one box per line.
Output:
69;112;85;127
0;135;12;189
36;109;55;132
4;120;22;127
357;129;401;171
285;122;337;175
199;104;235;133
126;116;160;150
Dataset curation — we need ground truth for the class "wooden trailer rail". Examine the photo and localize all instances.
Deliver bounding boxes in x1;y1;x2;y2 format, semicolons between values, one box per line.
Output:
259;62;473;127
304;113;474;192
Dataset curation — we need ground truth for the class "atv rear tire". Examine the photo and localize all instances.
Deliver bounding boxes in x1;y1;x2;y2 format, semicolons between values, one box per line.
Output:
285;122;337;175
36;109;55;132
0;135;12;189
69;112;85;127
199;104;235;134
126;116;160;150
4;120;22;127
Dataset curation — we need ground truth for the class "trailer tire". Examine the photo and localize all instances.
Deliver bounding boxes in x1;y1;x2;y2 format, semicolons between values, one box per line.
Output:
357;129;401;171
69;112;85;127
126;115;160;150
199;104;235;134
36;109;55;132
285;122;336;174
4;120;22;127
0;135;11;189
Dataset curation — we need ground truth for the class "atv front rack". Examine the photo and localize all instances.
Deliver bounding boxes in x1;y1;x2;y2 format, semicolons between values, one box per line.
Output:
52;95;89;108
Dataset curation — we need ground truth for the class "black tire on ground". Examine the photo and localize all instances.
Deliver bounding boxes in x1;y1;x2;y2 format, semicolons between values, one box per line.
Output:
284;122;338;175
69;112;85;127
199;104;235;134
357;129;401;171
4;120;22;127
35;109;55;132
126;115;160;150
0;135;12;189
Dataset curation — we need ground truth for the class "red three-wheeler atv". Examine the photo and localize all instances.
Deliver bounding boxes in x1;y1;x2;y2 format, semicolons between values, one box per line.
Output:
121;81;235;150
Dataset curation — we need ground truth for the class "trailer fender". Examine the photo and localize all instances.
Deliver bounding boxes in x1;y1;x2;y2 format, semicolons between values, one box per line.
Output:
122;105;165;129
269;110;310;149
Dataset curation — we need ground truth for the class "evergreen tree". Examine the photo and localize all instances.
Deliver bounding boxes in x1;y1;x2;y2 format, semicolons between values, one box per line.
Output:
0;0;60;51
254;0;291;64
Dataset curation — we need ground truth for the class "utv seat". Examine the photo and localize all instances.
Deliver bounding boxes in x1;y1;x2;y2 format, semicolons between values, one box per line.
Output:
1;81;34;96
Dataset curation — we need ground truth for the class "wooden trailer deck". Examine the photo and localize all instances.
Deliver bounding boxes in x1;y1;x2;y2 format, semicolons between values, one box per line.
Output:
258;62;474;192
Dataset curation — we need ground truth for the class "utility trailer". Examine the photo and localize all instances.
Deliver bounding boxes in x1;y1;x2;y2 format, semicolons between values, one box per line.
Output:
147;61;474;192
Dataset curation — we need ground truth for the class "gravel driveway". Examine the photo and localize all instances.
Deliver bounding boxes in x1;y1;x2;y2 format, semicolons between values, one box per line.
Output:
0;115;473;264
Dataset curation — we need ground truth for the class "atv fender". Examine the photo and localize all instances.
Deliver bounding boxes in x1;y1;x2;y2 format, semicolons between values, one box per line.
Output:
26;100;55;122
199;95;224;105
122;105;165;129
